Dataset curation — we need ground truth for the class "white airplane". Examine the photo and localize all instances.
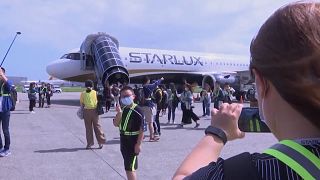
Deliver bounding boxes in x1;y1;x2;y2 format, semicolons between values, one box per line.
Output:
46;33;251;98
47;47;249;85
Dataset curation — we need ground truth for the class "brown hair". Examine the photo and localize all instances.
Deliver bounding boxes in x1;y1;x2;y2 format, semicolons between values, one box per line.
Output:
250;2;320;129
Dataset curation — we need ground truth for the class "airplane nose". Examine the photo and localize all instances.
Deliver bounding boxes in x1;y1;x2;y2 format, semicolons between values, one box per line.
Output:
46;60;64;79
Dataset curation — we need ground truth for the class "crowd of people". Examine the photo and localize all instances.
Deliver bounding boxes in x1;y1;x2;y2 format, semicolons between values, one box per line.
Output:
27;82;53;113
77;76;240;180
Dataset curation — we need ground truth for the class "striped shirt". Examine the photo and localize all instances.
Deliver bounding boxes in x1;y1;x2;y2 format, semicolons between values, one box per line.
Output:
186;139;320;180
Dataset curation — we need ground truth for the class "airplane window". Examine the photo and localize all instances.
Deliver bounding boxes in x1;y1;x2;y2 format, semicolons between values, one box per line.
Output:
60;54;68;59
74;53;81;60
66;53;81;60
61;53;80;60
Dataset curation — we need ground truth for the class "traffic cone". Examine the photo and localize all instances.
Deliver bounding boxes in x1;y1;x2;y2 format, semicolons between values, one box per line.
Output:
240;95;244;103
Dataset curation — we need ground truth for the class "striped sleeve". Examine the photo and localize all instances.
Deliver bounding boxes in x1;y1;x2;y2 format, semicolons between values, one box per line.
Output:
183;143;319;180
184;158;224;180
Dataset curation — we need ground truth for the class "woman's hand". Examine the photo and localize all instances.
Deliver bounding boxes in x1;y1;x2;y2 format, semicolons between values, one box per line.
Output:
211;103;245;141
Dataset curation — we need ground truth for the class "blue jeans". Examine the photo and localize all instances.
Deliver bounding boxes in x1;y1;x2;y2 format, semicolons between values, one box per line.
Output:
203;100;211;116
0;111;10;150
205;101;211;116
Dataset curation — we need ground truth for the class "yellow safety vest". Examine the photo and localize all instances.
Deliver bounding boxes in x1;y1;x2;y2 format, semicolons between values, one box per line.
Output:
80;90;97;109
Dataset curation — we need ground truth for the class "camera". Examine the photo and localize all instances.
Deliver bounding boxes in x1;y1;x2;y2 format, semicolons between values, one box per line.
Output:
238;107;270;133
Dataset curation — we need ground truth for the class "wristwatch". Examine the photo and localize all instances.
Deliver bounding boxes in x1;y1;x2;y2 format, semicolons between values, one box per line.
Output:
205;126;228;145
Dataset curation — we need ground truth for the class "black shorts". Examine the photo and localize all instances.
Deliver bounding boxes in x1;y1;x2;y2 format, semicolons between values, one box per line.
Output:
120;135;139;171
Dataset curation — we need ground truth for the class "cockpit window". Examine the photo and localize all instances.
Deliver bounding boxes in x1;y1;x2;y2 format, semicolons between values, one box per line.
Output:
60;53;81;60
60;54;68;59
60;53;93;61
68;53;81;60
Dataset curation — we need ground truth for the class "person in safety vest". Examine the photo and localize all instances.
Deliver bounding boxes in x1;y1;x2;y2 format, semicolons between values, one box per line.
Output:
113;86;145;180
174;2;320;180
80;80;106;149
0;67;14;157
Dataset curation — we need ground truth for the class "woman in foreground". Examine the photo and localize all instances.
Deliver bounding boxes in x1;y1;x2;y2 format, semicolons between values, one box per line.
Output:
173;2;320;180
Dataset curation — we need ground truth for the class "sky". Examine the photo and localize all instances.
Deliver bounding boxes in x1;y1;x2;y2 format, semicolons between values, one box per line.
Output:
0;0;298;80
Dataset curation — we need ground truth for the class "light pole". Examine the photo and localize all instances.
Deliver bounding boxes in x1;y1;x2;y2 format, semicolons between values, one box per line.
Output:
1;32;22;66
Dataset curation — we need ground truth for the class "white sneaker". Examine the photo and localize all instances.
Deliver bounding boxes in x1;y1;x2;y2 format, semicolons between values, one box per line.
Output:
0;149;11;157
30;111;35;114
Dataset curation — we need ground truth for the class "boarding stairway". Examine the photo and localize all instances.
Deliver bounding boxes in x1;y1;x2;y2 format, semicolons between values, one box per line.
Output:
80;32;129;86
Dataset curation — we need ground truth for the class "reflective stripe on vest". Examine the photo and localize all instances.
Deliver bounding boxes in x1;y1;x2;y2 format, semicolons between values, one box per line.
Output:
0;83;10;97
119;104;138;135
249;118;261;132
255;118;261;132
121;131;140;136
263;140;320;180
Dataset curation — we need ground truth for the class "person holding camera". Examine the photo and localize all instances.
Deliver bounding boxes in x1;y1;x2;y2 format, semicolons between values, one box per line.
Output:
173;2;320;179
0;67;14;157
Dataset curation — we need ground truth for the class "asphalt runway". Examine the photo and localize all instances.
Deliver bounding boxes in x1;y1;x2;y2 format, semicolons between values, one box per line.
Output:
1;92;277;180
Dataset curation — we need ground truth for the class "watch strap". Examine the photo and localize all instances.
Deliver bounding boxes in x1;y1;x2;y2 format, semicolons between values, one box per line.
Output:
205;126;227;145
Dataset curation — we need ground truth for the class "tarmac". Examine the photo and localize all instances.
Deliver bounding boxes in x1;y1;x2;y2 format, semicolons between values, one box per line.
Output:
0;92;277;180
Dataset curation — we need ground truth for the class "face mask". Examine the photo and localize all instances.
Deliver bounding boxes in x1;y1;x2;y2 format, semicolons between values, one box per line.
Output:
121;96;133;106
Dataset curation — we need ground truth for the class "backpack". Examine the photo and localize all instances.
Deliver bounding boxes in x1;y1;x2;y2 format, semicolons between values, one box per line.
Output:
172;91;180;107
152;88;162;104
161;90;168;106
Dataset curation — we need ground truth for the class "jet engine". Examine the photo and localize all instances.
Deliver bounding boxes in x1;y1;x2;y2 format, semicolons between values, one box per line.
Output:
202;74;244;100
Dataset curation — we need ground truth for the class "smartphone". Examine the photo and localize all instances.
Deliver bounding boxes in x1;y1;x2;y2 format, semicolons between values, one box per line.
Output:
238;107;271;133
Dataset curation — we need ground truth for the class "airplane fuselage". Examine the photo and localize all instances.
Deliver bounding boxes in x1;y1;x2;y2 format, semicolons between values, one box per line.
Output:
46;47;250;86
